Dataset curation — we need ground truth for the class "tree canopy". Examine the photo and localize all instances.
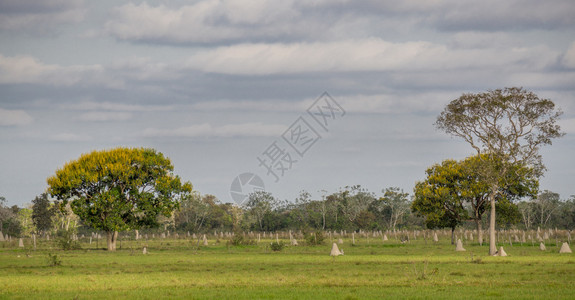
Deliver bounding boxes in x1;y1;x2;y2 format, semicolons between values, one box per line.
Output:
435;87;563;254
47;147;192;250
412;155;538;244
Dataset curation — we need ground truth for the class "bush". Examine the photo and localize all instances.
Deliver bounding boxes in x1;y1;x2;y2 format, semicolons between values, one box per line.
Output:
227;234;256;246
46;253;62;266
305;231;325;246
270;241;285;252
56;229;81;250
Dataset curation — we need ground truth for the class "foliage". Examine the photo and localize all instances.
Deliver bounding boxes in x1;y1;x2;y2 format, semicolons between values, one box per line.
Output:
175;193;217;233
412;155;537;233
304;231;325;245
435;87;563;254
32;193;57;234
269;241;285;252
378;187;410;231
56;229;81;250
17;208;34;237
46;253;62;267
0;196;21;237
46;147;192;251
227;234;256;246
412;159;469;232
245;191;276;231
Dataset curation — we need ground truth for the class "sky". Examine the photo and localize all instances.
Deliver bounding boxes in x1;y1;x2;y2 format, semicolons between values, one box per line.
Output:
1;0;574;207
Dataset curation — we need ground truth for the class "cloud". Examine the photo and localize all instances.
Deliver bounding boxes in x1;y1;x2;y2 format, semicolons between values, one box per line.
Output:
64;101;174;112
48;133;91;142
0;54;115;87
0;0;85;33
0;54;187;90
142;122;286;138
562;42;575;69
0;108;33;126
104;0;575;46
75;112;133;122
185;38;559;75
105;1;309;45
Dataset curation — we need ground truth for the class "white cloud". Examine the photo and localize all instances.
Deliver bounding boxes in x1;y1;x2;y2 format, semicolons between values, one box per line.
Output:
190;99;307;112
185;39;559;75
142;122;286;138
0;54;115;87
104;0;575;46
105;1;305;45
64;101;173;112
0;108;33;126
75;112;133;122
0;54;184;89
562;42;575;69
48;133;91;142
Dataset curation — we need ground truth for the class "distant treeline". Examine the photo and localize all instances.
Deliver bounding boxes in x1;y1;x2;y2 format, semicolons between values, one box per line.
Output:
1;187;573;238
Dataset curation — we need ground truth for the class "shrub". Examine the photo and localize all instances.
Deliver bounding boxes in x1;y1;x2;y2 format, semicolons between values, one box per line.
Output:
228;234;256;246
270;241;285;252
46;253;62;266
56;229;81;250
305;231;325;246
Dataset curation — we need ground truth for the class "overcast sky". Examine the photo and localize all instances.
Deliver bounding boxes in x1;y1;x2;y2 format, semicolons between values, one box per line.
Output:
1;0;574;207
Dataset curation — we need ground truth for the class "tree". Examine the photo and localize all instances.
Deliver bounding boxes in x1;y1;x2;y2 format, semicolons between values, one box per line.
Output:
412;160;469;244
340;185;375;225
245;191;275;231
18;207;34;237
47;147;192;251
0;196;21;237
413;155;537;245
175;193;215;233
436;87;564;255
32;193;56;235
534;190;561;228
380;187;410;232
517;200;536;229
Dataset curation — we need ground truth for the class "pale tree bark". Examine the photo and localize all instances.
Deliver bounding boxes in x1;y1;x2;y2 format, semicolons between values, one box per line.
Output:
475;218;483;246
107;231;118;251
488;190;497;255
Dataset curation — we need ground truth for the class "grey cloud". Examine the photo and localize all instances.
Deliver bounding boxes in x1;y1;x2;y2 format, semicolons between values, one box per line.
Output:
0;0;85;33
0;107;33;126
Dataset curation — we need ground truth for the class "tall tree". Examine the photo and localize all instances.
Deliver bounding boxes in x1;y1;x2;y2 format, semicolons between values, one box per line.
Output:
380;187;410;232
245;191;275;231
32;193;56;235
436;87;564;255
175;193;215;233
47;147;192;251
534;190;561;228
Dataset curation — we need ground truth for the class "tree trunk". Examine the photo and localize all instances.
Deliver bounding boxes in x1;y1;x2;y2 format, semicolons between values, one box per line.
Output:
476;219;483;246
475;208;483;246
488;191;497;255
106;231;118;251
451;227;455;245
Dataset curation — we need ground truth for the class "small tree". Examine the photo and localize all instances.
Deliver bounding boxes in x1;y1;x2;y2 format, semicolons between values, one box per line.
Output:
47;147;192;251
436;87;563;255
32;193;57;235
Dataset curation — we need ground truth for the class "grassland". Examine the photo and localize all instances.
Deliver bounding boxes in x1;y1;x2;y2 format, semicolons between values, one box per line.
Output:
1;234;573;299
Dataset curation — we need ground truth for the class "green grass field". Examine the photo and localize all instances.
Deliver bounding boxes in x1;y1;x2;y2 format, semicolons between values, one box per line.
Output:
1;235;573;299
